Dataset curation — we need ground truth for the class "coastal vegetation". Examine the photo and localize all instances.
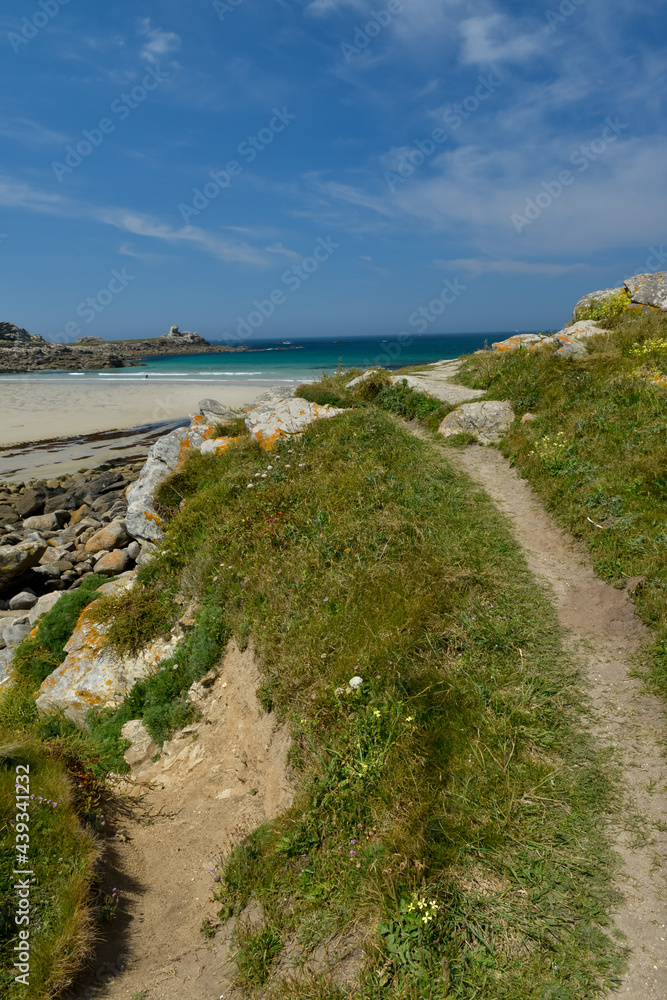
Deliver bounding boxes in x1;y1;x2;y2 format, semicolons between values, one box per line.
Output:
2;395;626;997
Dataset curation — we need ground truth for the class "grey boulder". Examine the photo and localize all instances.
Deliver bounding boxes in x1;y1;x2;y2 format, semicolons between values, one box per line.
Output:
624;272;667;310
439;401;515;444
121;719;157;767
197;398;238;423
23;512;64;532
9;590;37;611
3;623;32;648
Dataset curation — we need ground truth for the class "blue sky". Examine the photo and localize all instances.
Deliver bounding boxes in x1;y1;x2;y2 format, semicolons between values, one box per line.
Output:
1;0;666;342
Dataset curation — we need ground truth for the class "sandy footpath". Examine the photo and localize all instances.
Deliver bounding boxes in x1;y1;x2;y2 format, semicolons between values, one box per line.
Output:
0;379;264;448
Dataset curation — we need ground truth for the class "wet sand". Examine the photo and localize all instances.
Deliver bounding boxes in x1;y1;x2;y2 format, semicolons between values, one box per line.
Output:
0;378;267;482
0;379;259;448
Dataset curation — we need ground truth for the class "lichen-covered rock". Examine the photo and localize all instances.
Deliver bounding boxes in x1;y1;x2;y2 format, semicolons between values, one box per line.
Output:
95;550;131;575
556;320;610;341
491;334;554;352
573;287;626;319
36;613;178;726
126;420;217;543
624;272;667;310
0;539;47;587
200;435;243;456
84;520;130;554
439;401;515;444
245;395;345;450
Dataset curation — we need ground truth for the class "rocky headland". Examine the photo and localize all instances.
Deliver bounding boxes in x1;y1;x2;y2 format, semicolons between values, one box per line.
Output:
0;322;246;373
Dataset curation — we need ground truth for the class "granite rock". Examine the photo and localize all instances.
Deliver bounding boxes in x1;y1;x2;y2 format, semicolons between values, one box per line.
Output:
439;400;515;444
36;612;179;726
491;333;555;352
624;272;667;310
84;520;130;554
95;550;131;575
0;539;47;587
245;394;345;450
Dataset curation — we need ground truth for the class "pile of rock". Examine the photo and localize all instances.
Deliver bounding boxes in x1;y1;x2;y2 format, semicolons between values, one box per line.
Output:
0;460;148;641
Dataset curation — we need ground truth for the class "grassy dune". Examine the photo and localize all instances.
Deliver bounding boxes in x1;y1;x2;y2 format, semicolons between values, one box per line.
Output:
1;384;628;997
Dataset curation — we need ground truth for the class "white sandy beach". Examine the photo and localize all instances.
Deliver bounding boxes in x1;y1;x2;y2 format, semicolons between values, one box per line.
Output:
0;379;262;448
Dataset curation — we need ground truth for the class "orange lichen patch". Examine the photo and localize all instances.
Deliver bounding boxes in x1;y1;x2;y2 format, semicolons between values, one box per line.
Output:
29;626;38;638
143;509;163;525
648;374;667;386
200;435;243;456
254;427;288;451
176;435;193;469
190;414;217;441
492;336;546;352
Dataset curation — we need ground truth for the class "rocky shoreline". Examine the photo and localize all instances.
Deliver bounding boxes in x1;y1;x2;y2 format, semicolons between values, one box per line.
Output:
0;457;145;632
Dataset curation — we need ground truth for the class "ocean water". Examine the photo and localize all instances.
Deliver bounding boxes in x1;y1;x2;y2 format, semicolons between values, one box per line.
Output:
0;332;509;387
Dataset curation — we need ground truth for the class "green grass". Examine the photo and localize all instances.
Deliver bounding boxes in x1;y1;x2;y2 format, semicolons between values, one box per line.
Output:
94;406;624;998
458;307;667;698
0;384;631;997
0;738;100;1000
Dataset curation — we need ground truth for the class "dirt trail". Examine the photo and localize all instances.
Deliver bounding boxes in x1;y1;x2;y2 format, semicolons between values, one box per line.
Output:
68;640;293;1000
451;444;667;996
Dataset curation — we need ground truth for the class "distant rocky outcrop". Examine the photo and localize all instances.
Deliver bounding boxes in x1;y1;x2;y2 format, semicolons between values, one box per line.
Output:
0;321;45;344
163;325;209;346
0;322;242;373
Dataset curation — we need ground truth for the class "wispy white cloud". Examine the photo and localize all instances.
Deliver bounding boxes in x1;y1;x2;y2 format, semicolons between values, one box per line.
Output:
0;118;68;148
265;241;301;259
459;13;546;65
138;17;181;64
308;176;396;216
118;241;176;264
93;207;269;266
432;258;585;277
0;174;272;267
0;176;65;212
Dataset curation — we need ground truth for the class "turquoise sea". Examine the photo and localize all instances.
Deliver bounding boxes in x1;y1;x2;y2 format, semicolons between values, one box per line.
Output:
0;332;511;387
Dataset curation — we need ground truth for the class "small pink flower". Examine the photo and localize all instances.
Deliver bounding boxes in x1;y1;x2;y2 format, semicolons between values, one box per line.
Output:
349;850;356;856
